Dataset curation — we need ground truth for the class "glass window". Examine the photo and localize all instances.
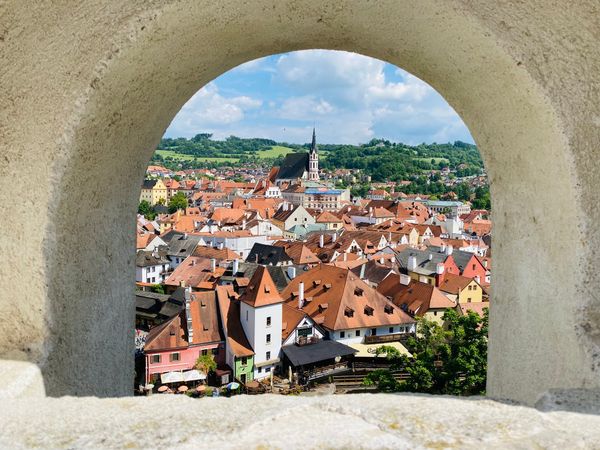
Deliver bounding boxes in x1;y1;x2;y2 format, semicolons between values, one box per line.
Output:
241;357;247;366
266;334;271;343
151;354;161;364
355;330;361;337
266;351;271;360
202;349;208;356
340;331;345;338
389;327;394;333
266;316;271;327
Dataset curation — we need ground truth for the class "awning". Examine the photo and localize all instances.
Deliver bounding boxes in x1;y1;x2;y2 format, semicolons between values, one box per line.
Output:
161;371;184;383
183;369;206;382
282;340;356;367
348;341;412;358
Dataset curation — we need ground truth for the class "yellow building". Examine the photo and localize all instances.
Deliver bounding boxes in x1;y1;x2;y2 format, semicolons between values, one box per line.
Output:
438;273;483;304
140;179;168;206
315;211;343;231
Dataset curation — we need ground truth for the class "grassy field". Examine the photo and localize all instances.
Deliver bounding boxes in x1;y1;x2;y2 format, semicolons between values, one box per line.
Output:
155;149;240;163
256;145;296;158
415;157;449;164
156;145;328;164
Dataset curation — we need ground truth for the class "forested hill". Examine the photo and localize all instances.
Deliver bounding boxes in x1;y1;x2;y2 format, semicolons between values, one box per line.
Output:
153;134;483;182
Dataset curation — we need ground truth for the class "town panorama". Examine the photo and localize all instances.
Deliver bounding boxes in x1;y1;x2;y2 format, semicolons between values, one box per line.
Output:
135;129;490;397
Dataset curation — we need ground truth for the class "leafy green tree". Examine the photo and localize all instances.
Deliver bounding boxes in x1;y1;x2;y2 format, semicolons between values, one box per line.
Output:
195;354;217;374
364;308;488;395
168;192;188;213
150;284;165;294
138;200;156;220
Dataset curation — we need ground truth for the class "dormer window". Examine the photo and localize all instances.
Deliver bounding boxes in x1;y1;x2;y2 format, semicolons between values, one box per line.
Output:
324;283;332;290
344;307;354;317
318;303;328;312
384;304;394;314
313;279;321;287
364;305;374;316
264;285;270;293
354;288;364;296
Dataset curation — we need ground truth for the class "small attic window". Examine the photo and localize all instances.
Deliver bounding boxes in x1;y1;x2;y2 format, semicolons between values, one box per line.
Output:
344;307;354;317
313;280;321;287
324;283;332;290
318;303;328;312
364;305;374;316
264;285;271;293
384;304;394;314
354;288;364;296
201;301;207;308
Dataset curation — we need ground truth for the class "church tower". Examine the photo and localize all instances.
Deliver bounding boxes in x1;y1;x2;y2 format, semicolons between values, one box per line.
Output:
308;128;319;181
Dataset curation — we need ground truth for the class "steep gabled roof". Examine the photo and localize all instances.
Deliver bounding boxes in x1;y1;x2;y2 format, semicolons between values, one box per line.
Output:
277;152;309;180
216;286;254;357
438;272;477;295
378;277;456;316
281;265;414;331
274;241;321;265
239;265;285;307
246;243;292;266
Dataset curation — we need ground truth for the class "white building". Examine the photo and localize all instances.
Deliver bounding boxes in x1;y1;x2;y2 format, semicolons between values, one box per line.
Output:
135;248;170;284
198;231;269;260
239;266;284;380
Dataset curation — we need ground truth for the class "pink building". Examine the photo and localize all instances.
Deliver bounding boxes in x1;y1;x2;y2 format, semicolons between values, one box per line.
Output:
144;290;224;384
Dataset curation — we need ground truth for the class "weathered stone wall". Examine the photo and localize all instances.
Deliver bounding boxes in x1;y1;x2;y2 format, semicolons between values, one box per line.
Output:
2;392;600;448
0;0;599;404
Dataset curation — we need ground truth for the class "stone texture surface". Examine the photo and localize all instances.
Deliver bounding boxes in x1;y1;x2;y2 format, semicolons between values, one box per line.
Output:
0;0;599;403
2;394;600;449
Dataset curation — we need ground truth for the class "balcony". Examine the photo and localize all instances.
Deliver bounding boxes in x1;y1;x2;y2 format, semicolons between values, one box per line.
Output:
364;332;413;345
296;335;320;346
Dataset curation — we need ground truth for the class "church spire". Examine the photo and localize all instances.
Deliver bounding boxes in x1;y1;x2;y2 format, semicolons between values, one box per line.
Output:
308;128;319;181
311;127;317;153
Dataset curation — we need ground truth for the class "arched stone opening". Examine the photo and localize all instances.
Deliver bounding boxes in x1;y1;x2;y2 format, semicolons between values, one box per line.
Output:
1;1;598;405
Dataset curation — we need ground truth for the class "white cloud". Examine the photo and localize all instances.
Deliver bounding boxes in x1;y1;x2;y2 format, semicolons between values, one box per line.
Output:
278;96;335;120
165;50;474;145
166;83;261;137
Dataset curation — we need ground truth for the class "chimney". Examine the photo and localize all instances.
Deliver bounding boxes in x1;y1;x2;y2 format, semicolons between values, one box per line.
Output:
185;287;193;342
436;263;445;275
407;255;417;271
475;275;481;284
380;256;385;265
183;233;188;240
191;259;196;266
483;259;488;268
400;274;411;285
319;234;324;248
218;242;224;250
232;259;239;275
242;219;246;230
428;253;433;261
332;232;337;243
210;258;217;273
359;263;366;280
298;282;305;309
446;245;453;256
287;266;296;280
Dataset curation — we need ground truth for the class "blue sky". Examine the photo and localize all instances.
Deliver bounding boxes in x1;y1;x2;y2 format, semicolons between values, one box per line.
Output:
165;50;474;146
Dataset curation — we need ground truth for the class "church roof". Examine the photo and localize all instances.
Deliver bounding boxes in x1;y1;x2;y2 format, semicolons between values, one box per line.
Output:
277;152;309;180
